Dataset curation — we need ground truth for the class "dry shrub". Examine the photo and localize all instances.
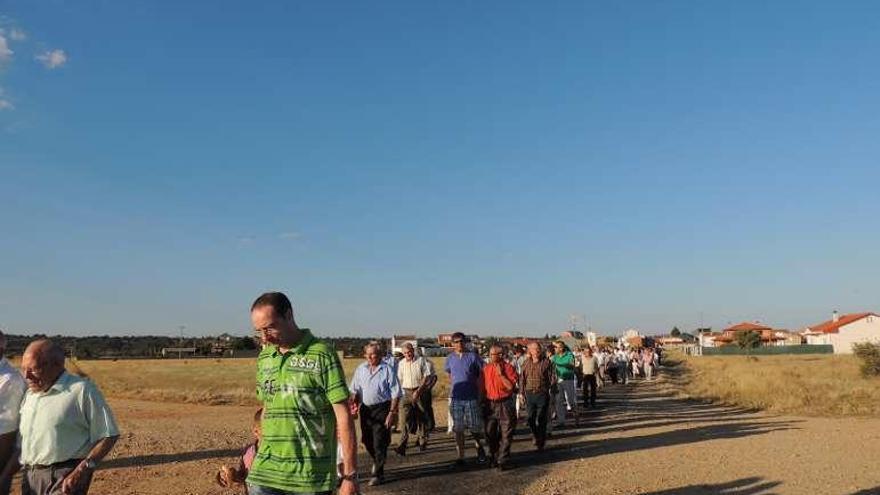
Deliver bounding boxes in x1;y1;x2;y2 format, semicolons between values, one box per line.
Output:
853;342;880;377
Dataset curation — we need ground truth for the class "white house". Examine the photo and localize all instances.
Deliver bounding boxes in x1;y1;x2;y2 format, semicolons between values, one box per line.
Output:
804;311;880;354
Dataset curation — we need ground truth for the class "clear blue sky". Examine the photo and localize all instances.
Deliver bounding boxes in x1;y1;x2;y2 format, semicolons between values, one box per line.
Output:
2;1;879;337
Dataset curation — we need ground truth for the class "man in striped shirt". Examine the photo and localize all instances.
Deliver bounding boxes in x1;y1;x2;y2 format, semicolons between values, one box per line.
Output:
248;292;358;495
394;343;436;456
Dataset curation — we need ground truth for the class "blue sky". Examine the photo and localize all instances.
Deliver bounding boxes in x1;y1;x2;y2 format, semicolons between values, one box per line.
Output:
1;1;879;337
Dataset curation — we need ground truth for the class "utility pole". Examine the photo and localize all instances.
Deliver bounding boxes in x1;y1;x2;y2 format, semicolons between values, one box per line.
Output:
178;325;186;359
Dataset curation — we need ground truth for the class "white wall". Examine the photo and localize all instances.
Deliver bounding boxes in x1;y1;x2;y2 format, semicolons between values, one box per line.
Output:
829;315;880;354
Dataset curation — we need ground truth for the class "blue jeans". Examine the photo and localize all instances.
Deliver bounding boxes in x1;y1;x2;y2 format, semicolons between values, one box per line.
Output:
246;484;332;495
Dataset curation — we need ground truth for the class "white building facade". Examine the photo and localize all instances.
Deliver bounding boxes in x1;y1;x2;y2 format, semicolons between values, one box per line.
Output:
805;312;880;354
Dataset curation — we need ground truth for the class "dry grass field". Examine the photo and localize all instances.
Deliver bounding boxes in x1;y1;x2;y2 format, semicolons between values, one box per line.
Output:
668;352;880;416
67;356;451;406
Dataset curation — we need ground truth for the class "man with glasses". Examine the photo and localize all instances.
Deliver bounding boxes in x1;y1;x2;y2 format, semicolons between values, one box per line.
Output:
443;332;488;466
481;345;518;471
248;292;359;495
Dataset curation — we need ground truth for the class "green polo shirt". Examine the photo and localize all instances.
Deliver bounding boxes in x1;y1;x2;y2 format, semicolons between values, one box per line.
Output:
551;352;576;381
247;329;349;493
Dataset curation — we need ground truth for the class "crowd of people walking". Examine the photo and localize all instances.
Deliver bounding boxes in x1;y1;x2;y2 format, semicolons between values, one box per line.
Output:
0;291;661;495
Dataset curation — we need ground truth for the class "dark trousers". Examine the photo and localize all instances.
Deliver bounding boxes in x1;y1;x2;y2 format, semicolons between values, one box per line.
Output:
360;401;391;477
525;392;550;448
485;397;516;465
22;460;91;495
582;374;597;407
398;389;430;452
608;366;618;384
422;388;436;432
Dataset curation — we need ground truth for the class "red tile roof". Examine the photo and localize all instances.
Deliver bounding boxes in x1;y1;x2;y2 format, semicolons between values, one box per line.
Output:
808;313;878;334
723;322;772;332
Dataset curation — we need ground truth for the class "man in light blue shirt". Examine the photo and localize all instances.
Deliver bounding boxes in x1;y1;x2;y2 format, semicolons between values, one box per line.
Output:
349;343;401;487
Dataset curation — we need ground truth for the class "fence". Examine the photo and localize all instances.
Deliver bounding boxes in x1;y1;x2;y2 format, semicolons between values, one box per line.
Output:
700;344;833;356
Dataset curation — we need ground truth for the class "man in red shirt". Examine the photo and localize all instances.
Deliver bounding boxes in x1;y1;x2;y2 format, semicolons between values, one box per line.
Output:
481;345;518;471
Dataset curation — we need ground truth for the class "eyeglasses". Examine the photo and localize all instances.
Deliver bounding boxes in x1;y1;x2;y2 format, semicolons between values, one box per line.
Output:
452;340;463;344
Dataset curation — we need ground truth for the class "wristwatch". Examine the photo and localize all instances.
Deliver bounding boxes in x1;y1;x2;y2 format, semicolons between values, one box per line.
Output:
82;458;98;470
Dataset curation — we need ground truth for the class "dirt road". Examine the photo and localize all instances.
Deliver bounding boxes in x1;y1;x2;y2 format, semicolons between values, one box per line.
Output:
18;375;880;495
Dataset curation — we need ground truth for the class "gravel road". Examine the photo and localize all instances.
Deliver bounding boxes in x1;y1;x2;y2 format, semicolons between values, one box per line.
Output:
17;373;880;495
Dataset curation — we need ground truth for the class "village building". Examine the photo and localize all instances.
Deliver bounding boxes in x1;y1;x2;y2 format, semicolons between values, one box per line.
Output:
437;332;481;349
802;311;880;354
710;322;788;347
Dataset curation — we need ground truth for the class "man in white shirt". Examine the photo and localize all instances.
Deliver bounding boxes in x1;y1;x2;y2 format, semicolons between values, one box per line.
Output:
394;343;436;455
0;339;119;495
0;331;25;495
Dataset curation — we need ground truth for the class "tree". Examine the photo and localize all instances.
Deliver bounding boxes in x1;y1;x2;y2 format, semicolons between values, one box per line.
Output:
735;330;762;351
670;327;681;337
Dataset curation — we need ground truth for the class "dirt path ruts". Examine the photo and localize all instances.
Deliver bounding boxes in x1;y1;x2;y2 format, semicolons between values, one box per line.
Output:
15;372;880;495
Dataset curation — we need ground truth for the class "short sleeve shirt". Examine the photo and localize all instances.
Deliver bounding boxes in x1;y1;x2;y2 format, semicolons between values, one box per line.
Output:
247;329;350;494
0;358;26;435
349;361;402;406
482;362;518;400
397;357;435;389
19;372;119;465
444;351;483;401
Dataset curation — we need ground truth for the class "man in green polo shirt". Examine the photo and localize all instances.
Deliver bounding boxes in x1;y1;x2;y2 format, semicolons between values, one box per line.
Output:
247;292;358;495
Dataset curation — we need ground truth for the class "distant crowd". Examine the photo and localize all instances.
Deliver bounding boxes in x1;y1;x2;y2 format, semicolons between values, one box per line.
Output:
0;292;662;495
218;292;663;495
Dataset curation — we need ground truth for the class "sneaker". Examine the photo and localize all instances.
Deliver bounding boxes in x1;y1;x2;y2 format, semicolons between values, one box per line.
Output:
418;439;427;452
368;476;383;487
476;448;488;464
394;445;406;457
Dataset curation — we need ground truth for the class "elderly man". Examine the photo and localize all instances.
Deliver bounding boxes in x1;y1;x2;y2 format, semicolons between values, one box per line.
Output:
444;332;487;466
519;342;556;451
481;345;518;471
350;343;401;486
0;331;25;495
248;292;359;495
580;347;599;408
0;339;118;495
394;343;436;456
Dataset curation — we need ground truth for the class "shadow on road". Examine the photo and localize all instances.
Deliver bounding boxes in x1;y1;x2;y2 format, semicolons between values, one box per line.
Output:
372;361;800;494
638;476;782;494
103;448;241;469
